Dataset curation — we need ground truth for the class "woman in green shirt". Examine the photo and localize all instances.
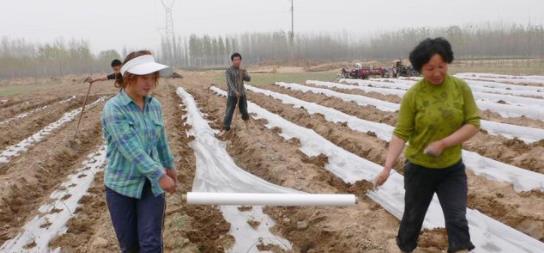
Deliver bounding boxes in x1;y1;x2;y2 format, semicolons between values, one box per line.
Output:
374;38;480;253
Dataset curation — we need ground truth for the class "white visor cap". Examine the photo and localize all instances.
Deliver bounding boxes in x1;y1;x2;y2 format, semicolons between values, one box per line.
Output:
120;54;169;76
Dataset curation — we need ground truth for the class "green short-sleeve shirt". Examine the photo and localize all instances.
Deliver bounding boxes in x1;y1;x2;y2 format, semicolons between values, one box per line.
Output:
393;75;480;169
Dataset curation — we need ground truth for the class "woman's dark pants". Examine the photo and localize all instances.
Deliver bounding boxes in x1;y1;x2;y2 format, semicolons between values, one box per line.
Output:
397;160;475;253
106;180;166;253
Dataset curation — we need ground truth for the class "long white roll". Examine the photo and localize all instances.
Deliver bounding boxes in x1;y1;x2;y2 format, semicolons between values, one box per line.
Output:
186;192;357;206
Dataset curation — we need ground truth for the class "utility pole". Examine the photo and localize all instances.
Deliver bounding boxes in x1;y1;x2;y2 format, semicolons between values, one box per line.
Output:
290;0;294;43
161;0;176;66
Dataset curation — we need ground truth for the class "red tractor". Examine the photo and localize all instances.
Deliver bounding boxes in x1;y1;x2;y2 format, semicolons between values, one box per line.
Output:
340;63;390;79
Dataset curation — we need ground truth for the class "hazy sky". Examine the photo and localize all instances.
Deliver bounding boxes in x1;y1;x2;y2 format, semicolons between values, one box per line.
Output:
1;0;543;53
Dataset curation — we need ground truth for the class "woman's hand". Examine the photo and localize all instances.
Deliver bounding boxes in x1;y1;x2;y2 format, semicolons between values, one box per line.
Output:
373;135;406;188
424;140;446;157
159;174;176;193
373;168;392;187
166;169;177;184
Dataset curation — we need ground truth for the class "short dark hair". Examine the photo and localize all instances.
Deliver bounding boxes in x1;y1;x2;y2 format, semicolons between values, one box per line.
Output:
231;52;242;61
111;59;122;67
409;37;454;73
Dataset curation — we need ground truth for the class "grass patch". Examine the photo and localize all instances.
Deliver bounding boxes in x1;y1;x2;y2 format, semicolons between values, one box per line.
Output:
212;70;338;86
0;81;66;97
0;85;35;96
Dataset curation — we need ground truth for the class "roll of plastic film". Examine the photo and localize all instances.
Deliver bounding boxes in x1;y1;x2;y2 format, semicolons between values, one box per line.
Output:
185;192;357;206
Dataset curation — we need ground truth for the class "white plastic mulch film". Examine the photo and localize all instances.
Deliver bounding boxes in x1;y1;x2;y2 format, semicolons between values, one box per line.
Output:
296;80;544;143
455;73;544;86
211;85;544;253
0;97;106;165
333;78;544;121
248;84;544;193
0;146;107;253
177;87;297;253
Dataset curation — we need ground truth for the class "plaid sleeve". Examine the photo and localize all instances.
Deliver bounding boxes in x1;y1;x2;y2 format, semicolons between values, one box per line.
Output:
103;103;165;184
157;111;175;170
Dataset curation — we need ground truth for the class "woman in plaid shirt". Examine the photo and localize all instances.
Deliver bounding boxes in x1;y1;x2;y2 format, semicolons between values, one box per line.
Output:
101;50;176;253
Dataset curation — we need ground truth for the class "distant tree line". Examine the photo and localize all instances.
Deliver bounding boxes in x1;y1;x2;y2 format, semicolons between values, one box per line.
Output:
364;23;544;59
1;23;543;79
160;23;544;67
0;38;120;79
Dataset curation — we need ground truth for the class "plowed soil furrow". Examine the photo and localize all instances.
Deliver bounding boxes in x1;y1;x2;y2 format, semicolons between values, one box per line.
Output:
190;82;449;251
248;86;544;243
50;82;230;252
0;96;98;152
4;71;543;252
0;96;68;120
0;99;29;111
305;81;544;130
262;83;544;174
0;102;104;245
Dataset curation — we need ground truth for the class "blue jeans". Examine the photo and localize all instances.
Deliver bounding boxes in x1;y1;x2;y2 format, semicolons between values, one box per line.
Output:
397;160;475;253
223;95;249;131
106;180;166;253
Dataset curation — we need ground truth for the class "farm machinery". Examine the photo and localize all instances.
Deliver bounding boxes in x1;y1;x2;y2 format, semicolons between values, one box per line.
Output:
340;63;389;79
391;60;419;78
340;61;419;79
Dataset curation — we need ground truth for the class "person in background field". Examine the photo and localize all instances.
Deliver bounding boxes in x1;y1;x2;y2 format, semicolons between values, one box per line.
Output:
373;38;480;253
85;59;122;84
101;50;176;253
222;52;251;132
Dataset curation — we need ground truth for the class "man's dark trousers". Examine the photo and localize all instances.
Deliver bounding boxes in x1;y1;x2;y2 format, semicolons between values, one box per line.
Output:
223;94;249;130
